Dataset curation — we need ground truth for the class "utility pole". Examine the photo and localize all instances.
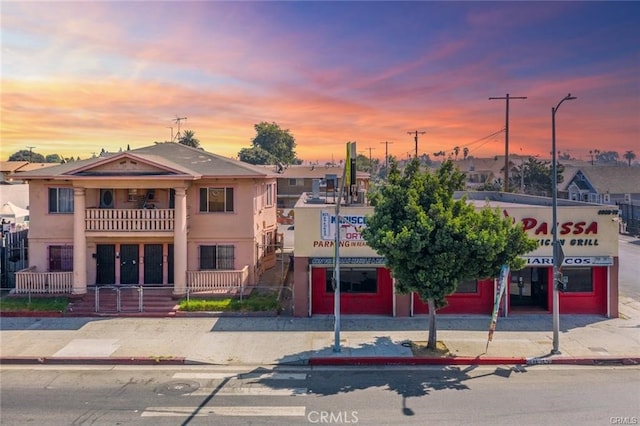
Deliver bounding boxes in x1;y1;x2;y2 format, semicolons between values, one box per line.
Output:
380;141;393;173
365;147;376;176
407;130;426;158
172;117;187;141
489;94;527;192
26;146;35;163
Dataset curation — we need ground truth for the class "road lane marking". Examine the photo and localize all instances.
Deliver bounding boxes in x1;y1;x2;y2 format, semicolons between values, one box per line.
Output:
172;372;307;380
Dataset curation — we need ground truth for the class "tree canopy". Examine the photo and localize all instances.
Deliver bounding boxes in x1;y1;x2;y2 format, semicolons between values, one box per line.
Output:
178;130;201;148
510;157;564;196
238;121;301;165
362;158;538;348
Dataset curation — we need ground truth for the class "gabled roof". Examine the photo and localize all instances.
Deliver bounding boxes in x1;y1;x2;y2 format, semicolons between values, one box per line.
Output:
12;142;278;180
567;166;640;194
1;161;58;173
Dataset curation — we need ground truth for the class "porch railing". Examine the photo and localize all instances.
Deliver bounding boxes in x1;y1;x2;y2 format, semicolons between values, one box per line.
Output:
85;208;174;232
186;265;250;293
15;267;73;294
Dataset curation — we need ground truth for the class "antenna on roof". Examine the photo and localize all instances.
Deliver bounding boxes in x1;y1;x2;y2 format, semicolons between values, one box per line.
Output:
172;117;187;141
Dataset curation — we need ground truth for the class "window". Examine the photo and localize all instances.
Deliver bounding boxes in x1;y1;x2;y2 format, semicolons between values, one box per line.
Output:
563;267;593;292
128;189;138;202
455;279;478;294
288;178;304;186
199;187;234;212
48;187;74;213
266;183;275;207
49;245;73;272
325;268;378;293
199;245;235;270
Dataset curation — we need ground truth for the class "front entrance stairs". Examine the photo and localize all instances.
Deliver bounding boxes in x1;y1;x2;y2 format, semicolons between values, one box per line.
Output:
67;286;178;317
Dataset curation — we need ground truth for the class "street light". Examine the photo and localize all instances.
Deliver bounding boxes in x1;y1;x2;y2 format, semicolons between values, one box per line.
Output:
551;93;576;355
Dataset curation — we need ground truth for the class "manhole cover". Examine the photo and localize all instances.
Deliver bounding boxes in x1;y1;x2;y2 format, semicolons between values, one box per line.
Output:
154;380;200;396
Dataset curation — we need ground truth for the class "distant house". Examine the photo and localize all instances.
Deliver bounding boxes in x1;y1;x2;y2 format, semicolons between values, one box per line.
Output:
1;161;59;184
452;155;531;190
258;164;370;209
563;166;640;204
11;142;279;297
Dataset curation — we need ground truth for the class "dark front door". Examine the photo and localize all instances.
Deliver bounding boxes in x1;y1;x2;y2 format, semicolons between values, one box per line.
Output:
96;244;116;285
144;244;163;285
120;244;139;284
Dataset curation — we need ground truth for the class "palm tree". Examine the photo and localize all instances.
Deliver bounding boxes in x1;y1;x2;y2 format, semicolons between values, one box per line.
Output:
623;150;636;167
179;130;200;148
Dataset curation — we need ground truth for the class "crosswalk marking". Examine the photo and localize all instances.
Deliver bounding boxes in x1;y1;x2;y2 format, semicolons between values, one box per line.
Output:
190;387;307;396
141;406;306;417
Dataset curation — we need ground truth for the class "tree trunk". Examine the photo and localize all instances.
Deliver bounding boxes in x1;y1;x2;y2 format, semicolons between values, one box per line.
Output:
427;298;437;349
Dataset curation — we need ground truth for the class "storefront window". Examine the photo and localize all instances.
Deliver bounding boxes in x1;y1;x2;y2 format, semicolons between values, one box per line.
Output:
325;268;377;293
563;267;593;292
455;279;478;294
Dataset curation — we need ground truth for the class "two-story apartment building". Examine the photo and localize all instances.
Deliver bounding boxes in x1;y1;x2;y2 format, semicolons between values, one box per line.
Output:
12;142;279;297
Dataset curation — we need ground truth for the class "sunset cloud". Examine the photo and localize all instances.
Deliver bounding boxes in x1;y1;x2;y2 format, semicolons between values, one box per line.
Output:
1;2;638;163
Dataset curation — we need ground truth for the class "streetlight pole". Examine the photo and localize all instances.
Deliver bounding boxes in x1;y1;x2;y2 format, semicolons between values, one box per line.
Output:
551;93;576;355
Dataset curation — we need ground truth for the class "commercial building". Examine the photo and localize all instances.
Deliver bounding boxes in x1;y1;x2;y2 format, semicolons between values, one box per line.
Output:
292;191;619;318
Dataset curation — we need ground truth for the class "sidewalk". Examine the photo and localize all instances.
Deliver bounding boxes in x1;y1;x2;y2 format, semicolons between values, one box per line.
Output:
1;296;639;366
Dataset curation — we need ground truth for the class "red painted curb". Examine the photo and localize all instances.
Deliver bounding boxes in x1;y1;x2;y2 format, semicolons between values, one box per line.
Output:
309;356;528;366
0;357;186;365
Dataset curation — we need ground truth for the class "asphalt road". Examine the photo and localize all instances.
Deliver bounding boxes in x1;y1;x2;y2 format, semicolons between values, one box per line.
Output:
619;235;640;301
1;365;638;426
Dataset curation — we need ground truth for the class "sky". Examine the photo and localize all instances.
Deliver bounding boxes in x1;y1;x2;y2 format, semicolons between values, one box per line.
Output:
1;1;639;164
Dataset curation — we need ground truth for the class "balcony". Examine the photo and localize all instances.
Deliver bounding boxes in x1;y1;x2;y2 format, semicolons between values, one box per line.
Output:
85;208;174;232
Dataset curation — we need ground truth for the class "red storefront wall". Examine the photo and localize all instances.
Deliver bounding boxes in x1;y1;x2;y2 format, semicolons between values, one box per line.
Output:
412;267;608;315
550;266;608;315
413;279;495;315
311;267;394;315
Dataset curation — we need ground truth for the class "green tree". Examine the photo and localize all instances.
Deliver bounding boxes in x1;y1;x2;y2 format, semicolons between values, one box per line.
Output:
8;150;45;162
623;150;636;167
510;158;564;196
596;150;619;164
179;130;201;148
362;158;537;349
239;121;301;165
45;154;62;163
238;146;277;165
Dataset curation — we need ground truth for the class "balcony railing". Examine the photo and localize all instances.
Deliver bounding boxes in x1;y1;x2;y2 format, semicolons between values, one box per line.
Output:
186;265;250;294
85;208;174;232
15;267;73;294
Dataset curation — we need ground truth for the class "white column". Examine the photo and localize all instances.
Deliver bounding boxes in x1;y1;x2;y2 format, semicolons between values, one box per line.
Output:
173;187;188;296
72;187;87;295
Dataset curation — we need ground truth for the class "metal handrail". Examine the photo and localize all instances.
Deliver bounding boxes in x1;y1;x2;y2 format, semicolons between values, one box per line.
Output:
95;285;119;313
119;285;143;312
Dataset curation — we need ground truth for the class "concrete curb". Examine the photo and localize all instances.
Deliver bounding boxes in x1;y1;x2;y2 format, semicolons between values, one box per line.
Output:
0;357;187;365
